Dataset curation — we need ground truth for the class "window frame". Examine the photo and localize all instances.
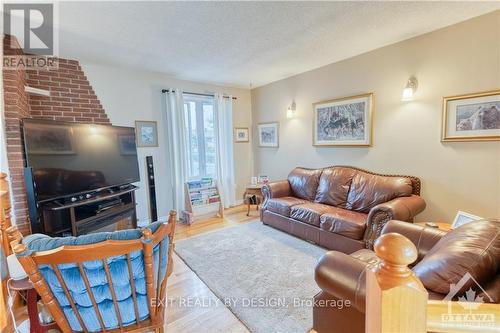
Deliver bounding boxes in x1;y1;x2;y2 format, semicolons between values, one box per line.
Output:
183;94;217;180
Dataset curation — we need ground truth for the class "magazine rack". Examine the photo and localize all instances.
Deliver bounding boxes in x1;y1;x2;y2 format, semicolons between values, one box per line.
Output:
183;178;223;224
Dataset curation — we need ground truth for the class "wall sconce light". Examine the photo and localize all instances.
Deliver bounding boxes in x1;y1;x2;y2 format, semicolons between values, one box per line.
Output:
402;77;418;101
287;101;297;119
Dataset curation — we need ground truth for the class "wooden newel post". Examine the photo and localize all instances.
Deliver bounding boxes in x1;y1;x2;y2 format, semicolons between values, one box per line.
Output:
365;232;428;333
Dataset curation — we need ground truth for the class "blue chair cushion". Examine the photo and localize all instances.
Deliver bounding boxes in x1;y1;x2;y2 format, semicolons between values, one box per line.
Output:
22;220;164;252
19;221;169;332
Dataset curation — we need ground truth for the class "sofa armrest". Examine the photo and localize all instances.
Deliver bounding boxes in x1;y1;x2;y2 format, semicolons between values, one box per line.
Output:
315;251;371;312
261;180;291;209
381;220;446;262
364;195;426;249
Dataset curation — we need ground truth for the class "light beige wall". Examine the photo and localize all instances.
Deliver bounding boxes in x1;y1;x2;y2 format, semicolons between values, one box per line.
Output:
251;11;500;222
82;63;253;224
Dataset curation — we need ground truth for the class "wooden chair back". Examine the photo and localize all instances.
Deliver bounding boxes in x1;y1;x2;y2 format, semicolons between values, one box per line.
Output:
1;172;12;256
8;210;177;333
0;172;12;333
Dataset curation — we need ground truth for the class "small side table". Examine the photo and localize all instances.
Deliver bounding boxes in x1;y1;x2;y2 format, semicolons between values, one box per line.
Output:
415;222;452;232
244;184;263;217
8;277;59;333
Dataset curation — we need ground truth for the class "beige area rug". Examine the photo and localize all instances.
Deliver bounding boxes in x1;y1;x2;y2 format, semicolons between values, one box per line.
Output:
175;221;326;333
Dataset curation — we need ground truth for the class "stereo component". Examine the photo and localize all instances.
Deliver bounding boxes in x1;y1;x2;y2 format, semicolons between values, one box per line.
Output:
146;156;158;222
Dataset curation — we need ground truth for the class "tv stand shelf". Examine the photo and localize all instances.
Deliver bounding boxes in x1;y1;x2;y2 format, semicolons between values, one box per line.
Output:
75;202;134;231
40;185;138;236
45;185;138;211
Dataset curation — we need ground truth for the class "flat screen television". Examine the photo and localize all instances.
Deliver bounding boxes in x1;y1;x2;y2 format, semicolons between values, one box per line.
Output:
22;119;140;202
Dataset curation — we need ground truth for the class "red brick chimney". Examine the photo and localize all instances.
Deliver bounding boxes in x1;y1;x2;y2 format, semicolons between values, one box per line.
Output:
2;34;111;235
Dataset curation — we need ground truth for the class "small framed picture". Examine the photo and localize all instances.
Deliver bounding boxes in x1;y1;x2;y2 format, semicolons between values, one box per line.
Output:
135;120;158;147
234;127;249;142
258;122;279;147
313;93;373;147
451;210;483;229
442;90;500;142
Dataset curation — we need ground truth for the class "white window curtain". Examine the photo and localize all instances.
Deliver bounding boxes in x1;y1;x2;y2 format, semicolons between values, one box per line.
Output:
164;89;187;213
214;93;236;207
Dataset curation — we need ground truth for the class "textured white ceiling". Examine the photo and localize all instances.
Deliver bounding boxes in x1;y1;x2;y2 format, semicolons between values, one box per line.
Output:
55;1;499;88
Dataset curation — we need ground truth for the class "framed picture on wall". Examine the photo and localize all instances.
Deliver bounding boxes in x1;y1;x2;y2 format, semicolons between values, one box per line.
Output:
442;90;500;142
135;120;158;147
258;122;279;147
313;93;373;147
234;127;249;142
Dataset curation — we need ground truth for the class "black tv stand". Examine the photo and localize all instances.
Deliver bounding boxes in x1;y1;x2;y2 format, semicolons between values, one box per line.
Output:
40;185;138;236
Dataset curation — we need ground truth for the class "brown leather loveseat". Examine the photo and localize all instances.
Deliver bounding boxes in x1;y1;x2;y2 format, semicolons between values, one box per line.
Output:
313;219;500;333
261;166;425;253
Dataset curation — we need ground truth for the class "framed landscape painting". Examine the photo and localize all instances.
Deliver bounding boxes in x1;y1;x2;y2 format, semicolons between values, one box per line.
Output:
313;93;373;146
442;90;500;142
258;122;279;147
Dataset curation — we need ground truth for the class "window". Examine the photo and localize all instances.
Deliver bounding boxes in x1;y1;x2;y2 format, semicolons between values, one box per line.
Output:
183;94;217;179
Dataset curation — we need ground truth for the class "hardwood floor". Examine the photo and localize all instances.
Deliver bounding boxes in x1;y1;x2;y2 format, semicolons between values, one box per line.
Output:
164;254;250;332
3;205;258;333
174;205;258;241
165;205;257;332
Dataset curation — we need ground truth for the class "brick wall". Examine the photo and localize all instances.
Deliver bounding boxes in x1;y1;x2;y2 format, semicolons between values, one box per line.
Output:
2;35;111;235
26;60;110;124
3;35;31;234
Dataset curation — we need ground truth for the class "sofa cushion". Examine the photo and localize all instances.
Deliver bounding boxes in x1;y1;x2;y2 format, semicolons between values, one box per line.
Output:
266;197;307;217
346;171;413;213
315;167;357;207
290;202;334;227
288;167;322;201
413;220;500;298
320;207;368;240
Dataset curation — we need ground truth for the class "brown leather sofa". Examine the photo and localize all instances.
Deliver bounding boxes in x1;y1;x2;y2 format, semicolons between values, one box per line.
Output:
313;219;500;333
261;166;426;253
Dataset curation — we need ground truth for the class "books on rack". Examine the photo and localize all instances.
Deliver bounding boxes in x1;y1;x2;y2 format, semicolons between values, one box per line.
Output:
187;177;215;190
208;196;221;203
186;178;221;206
183;177;224;223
